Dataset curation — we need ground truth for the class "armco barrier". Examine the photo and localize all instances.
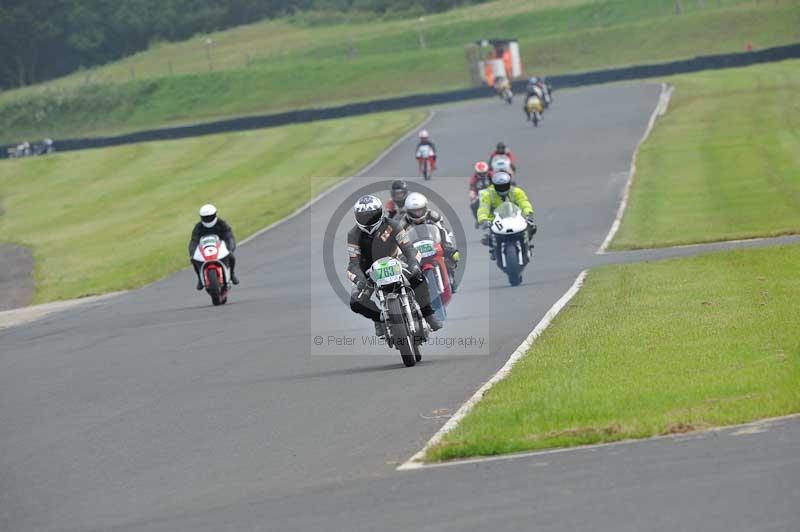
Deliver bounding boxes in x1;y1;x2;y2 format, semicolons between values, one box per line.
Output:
3;42;799;158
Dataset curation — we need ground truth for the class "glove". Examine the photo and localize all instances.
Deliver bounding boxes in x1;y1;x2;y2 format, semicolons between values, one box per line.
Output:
479;221;491;230
354;276;369;292
526;215;537;230
407;263;421;278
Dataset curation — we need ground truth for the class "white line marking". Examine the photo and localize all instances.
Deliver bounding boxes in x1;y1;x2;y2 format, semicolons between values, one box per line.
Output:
399;413;800;472
398;270;588;471
240;110;436;246
597;83;673;254
0;292;127;330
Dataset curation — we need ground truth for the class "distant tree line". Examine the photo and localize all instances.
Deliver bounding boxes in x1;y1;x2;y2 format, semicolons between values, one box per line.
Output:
0;0;486;89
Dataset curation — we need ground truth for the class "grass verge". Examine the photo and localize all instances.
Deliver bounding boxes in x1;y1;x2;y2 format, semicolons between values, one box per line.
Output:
1;0;798;143
612;59;800;249
427;245;800;461
0;109;425;303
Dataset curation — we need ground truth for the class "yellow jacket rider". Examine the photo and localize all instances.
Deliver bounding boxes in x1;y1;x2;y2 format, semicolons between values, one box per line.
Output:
477;171;536;228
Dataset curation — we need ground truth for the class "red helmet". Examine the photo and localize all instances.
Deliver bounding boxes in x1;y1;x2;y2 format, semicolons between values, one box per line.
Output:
474;161;489;174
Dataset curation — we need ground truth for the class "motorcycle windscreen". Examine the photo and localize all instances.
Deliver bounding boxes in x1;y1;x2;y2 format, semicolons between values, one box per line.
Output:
496;201;521;219
407;223;441;244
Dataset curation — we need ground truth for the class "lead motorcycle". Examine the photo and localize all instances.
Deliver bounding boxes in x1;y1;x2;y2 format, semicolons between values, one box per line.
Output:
366;257;430;367
192;235;233;305
485;202;532;286
409;224;453;322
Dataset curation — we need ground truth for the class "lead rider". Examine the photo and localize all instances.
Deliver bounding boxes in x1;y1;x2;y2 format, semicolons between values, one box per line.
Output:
347;195;444;337
188;204;239;290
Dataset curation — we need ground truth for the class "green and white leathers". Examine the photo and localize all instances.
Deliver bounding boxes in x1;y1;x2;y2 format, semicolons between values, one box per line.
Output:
476;184;534;224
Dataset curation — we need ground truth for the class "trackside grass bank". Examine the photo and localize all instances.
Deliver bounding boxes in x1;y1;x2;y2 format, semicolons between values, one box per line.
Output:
0;110;424;303
612;59;800;249
427;245;800;461
1;0;798;143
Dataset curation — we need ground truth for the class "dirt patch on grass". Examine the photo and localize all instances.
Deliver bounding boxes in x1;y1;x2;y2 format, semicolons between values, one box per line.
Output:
0;199;35;310
528;423;624;442
0;243;34;311
663;421;710;435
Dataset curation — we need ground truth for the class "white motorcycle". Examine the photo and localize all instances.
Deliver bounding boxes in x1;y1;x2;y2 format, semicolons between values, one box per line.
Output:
366;257;430;367
192;235;233;306
487;202;532;286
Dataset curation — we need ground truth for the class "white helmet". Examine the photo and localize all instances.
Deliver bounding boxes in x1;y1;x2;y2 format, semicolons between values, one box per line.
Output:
491;171;513;198
199;204;218;228
405;192;428;223
491;155;511;174
418;129;429;139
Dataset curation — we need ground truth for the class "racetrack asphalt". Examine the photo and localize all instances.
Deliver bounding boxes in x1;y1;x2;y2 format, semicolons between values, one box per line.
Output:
2;83;797;532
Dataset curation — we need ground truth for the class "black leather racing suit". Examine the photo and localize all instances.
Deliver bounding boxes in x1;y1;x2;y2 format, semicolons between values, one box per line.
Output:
188;219;237;282
346;218;434;321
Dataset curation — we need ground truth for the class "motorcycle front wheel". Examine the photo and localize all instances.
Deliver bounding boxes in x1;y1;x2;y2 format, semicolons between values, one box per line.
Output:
207;270;223;306
504;243;523;286
424;269;447;322
387;297;416;367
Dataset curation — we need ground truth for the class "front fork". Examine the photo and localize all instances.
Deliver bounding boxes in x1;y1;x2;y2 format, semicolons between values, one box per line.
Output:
400;286;417;334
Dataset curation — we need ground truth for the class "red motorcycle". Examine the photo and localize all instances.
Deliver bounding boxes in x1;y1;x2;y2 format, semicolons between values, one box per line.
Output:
416;145;436;181
192;235;232;306
409;223;452;321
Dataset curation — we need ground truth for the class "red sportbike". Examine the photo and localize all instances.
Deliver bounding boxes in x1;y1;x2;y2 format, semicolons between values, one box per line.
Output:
416;145;436;181
192;235;232;306
409;223;452;321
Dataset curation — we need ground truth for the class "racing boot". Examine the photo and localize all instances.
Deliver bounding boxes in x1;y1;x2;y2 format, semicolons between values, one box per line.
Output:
231;272;240;285
424;313;443;332
373;320;387;338
196;279;204;291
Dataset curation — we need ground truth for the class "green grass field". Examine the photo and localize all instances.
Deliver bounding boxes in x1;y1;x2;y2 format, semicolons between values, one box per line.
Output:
612;59;800;249
2;0;798;143
428;245;800;461
0;109;424;303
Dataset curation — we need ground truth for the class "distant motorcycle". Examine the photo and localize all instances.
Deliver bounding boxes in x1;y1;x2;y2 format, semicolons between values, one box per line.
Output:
485;202;532;286
409;224;453;322
525;94;544;127
416;144;435;181
366;257;430;367
193;235;233;305
494;78;513;104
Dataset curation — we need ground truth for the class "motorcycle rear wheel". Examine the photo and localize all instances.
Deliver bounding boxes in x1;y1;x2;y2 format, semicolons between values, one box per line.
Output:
387;297;416;367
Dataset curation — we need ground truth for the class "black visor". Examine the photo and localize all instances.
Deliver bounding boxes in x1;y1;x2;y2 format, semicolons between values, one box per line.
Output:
391;189;407;204
407;208;426;221
355;209;382;228
495;182;511;194
201;214;216;223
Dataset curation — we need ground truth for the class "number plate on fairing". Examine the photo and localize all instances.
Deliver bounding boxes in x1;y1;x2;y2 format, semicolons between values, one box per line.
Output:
370;258;403;286
413;240;437;258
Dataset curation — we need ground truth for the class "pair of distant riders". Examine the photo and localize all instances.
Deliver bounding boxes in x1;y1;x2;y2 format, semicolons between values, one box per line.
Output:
470;141;537;241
